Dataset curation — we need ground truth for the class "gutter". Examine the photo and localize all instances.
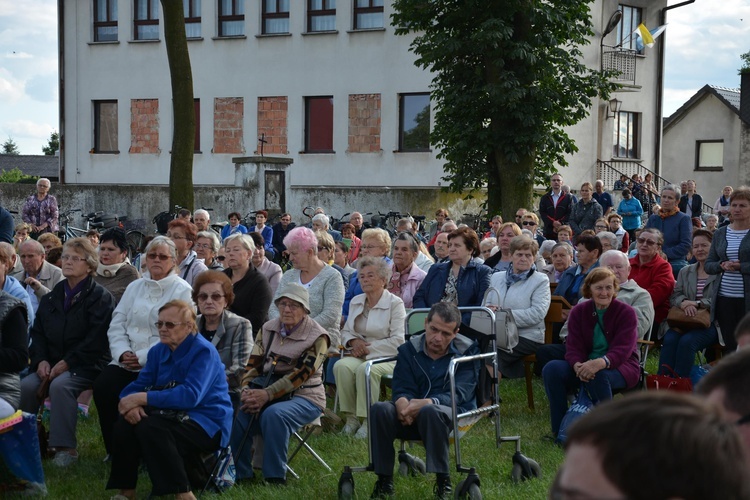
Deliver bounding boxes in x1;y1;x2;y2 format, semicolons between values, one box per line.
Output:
57;0;65;184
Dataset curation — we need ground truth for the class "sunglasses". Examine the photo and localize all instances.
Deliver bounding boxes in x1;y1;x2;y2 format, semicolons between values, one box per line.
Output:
147;253;171;261
155;321;186;330
197;293;225;302
522;221;537;226
637;238;658;246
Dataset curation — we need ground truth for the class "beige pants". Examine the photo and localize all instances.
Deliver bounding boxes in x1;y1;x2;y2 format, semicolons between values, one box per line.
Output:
333;357;395;418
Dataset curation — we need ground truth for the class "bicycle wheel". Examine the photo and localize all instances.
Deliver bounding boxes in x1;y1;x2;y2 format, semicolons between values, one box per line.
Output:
126;230;146;260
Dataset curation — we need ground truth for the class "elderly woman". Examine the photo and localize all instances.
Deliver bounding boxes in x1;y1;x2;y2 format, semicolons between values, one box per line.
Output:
645;184;692;277
38;232;62;255
542;242;574;284
484;222;522;271
705;214;719;233
220;211;248;240
569;182;603;235
555;234;602;307
334;240;355;277
628;228;675;330
93;236;193;459
607;213;629;252
195;230;223;270
315;230;349;289
248;210;275;260
248;232;282;296
21;178;58;238
488;236;550;378
167;219;208;287
479;237;496;261
335;257;405;439
596;231;618;253
193;271;252;408
223;234;273;335
0;290;28;418
389;232;427;309
343;228;392;321
542;268;640;438
231;283;329;485
659;230;718;376
413;227;491;327
705;186;750;352
341;223;362;263
20;238;116;466
106;300;232;499
94;227;139;303
713;185;733;224
520;212;545;247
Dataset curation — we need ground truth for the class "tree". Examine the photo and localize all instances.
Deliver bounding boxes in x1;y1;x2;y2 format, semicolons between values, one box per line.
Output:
1;137;20;155
740;50;750;74
392;0;616;217
42;131;59;155
161;0;195;210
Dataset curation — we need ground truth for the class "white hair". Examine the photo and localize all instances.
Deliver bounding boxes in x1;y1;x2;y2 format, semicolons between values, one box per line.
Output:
193;208;210;219
312;213;330;228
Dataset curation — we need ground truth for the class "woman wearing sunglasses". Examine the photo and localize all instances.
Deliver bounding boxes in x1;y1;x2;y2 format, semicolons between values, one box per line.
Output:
94;236;194;462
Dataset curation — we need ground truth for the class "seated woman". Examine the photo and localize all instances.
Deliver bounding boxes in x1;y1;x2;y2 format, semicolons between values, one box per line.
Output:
231;283;329;485
248;232;282;296
195;231;223;270
606;213;629;252
194;271;253;408
0;290;28;418
220;211;248;240
94;236;193;460
334;257;406;439
343;228;392;322
541;242;574;284
659;230;718;377
489;236;550;379
389;232;427;309
20;238;116;466
37;232;62;256
479;237;496;262
542;268;640;439
223;234;273;335
341;223;361;263
106;300;232;500
628;228;675;336
94;227;139;303
315;230;349;289
334;240;355;278
483;222;521;271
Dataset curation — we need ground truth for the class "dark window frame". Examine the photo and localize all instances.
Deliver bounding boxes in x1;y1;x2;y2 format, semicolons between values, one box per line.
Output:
616;4;644;54
398;92;431;152
218;0;244;37
183;0;201;37
262;0;290;34
133;0;159;40
194;99;201;153
353;0;383;30
307;0;335;32
695;140;724;171
304;96;334;153
94;0;118;42
612;111;639;159
94;100;119;154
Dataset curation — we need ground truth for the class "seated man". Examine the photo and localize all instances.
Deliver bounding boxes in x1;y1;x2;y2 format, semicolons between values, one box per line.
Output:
370;302;480;499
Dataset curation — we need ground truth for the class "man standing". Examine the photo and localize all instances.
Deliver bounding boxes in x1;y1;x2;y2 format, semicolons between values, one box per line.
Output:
539;174;573;240
593;180;613;216
17;239;63;312
349;212;365;239
369;303;479;499
193;209;220;238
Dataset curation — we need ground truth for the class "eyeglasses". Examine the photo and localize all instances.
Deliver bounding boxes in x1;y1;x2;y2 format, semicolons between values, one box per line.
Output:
217;256;226;261
595;225;608;230
522;221;537;226
277;300;302;311
197;293;225;302
194;243;212;249
61;255;84;263
147;253;172;261
361;245;381;250
636;237;658;247
155;321;186;330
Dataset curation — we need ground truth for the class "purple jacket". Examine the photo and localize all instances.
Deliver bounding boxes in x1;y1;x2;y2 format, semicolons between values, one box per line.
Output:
565;298;640;389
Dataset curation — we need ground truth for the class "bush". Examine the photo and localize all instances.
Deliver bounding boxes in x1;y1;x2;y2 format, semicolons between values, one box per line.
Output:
0;168;38;184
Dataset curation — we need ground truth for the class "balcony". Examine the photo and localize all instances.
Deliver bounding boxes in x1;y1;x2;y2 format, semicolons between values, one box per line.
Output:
601;45;637;87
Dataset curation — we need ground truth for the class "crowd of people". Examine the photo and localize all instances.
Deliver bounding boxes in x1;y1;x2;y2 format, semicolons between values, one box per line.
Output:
0;174;749;499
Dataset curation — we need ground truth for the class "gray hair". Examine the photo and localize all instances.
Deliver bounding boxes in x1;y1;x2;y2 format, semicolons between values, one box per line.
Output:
312;213;330;229
595;179;604;188
597;231;618;249
426;302;461;328
600;249;630;269
551;242;574;257
196;230;220;253
223;233;256;253
145;235;178;261
193;208;210;219
706;214;719;223
63;237;99;275
19;239;45;255
539;239;557;256
480;238;497;251
36;177;51;188
441;221;457;232
661;184;681;198
394;231;420;253
356;256;393;284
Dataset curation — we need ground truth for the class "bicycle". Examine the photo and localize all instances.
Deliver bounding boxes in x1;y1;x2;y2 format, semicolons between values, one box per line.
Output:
59;209;124;242
124;204;183;262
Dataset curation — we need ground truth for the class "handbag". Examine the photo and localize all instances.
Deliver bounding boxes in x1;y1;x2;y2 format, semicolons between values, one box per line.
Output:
556;384;594;445
470;286;519;352
646;365;692;392
689;352;711;388
666;306;710;332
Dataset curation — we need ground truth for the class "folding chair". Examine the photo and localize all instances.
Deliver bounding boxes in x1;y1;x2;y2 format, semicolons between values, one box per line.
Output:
286;414;332;479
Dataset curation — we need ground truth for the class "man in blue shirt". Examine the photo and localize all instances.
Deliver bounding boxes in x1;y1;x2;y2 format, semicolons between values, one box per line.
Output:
593;180;614;216
369;303;479;499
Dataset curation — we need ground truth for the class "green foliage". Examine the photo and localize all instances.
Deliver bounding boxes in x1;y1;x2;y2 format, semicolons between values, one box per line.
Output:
391;0;616;216
740;50;750;75
402;102;431;150
1;137;20;155
42;131;60;155
0;167;38;183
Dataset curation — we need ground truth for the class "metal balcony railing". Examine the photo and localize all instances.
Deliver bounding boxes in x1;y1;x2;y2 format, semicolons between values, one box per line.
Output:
601;45;637;86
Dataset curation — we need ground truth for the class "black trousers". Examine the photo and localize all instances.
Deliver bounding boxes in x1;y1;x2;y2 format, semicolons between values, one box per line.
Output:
93;364;139;454
107;415;220;495
714;296;745;352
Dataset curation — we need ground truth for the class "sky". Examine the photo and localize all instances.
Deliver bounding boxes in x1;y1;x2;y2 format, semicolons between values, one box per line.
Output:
0;1;749;155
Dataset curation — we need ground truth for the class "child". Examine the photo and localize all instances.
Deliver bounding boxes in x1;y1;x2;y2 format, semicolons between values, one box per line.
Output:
13;223;31;252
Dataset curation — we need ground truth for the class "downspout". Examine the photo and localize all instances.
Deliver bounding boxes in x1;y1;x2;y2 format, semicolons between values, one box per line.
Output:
57;0;65;183
655;0;696;175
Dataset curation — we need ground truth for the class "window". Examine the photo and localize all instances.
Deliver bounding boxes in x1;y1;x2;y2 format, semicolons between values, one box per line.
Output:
94;0;118;41
399;93;430;152
353;0;383;30
194;99;201;152
94;100;118;153
218;0;244;36
305;96;334;153
134;0;159;40
616;5;643;52
263;0;290;34
612;111;639;159
696;140;723;170
184;0;201;38
308;0;335;32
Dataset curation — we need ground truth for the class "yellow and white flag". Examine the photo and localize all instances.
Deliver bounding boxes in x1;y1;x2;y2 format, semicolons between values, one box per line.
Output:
633;23;667;50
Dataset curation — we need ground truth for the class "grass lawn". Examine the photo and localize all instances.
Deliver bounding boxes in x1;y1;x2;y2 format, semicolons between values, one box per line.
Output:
32;353;661;499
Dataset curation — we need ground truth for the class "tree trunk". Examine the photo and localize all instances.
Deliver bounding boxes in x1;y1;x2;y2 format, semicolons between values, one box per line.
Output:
494;149;535;221
161;0;194;211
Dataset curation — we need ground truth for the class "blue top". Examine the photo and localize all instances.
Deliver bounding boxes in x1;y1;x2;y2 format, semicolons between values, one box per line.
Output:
554;261;599;306
593;192;613;214
645;211;692;262
616;197;643;231
248;225;275;258
121;332;233;447
3;276;34;330
220;223;248;241
0;206;13;245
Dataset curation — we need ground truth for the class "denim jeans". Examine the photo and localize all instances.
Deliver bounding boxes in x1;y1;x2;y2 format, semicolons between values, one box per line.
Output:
542;360;626;436
659;326;718;378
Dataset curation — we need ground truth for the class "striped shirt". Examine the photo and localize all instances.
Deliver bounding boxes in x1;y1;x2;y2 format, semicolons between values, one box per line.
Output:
719;227;748;297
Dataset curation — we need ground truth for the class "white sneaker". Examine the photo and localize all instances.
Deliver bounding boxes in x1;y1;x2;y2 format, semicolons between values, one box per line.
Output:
354;423;368;439
340;416;361;436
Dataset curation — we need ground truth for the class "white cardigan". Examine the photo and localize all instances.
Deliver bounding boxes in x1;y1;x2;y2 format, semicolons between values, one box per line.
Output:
341;290;406;359
107;273;194;367
488;270;551;344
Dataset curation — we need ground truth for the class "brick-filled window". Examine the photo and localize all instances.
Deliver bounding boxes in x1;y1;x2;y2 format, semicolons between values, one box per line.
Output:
94;100;118;153
263;0;290;34
348;94;381;153
184;0;201;38
353;0;383;30
213;97;244;154
218;0;245;36
130;99;160;154
94;0;118;42
308;0;335;32
612;111;639;159
257;96;288;155
399;93;430;152
194;99;201;152
305;96;334;153
134;0;159;40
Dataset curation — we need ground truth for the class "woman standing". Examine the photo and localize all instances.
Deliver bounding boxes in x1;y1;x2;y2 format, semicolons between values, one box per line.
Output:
569;182;603;235
645;185;692;277
705;187;750;352
195;231;223;270
713;186;733;224
21;178;58;238
679;179;703;222
222;234;273;335
94;227;139;303
616;188;643;243
628;228;675;331
248;210;275;260
220;212;248;240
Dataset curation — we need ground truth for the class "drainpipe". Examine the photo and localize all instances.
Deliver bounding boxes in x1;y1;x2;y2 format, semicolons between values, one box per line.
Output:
655;0;696;175
57;0;65;184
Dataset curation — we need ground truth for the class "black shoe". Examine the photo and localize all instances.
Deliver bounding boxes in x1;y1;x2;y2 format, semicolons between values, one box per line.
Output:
370;475;395;499
434;474;452;500
265;477;287;486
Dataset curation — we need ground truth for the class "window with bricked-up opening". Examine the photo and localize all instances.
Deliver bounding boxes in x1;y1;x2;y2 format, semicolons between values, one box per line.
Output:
218;0;244;36
94;100;119;153
134;0;159;40
94;0;118;42
305;96;334;153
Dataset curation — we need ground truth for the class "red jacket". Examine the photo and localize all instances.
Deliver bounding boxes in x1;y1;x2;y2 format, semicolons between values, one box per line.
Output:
628;254;674;324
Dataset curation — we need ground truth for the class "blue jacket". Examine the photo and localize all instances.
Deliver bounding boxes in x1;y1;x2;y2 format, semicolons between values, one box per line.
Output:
0;206;13;244
122;332;233;447
391;333;480;414
248;225;275;259
645;212;692;262
553;262;599;306
220;223;248;240
3;276;34;330
413;260;492;325
342;256;392;319
617;198;643;231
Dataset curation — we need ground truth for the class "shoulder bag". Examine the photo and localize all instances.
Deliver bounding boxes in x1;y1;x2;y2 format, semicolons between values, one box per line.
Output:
646;364;692;392
666;306;711;332
470;285;519;353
